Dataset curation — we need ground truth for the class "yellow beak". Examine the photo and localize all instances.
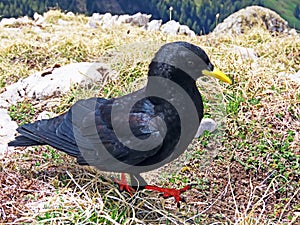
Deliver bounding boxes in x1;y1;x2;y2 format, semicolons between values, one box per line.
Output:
202;68;232;84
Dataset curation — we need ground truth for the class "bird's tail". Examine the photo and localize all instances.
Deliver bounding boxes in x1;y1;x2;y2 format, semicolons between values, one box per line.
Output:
8;134;44;146
8;114;79;157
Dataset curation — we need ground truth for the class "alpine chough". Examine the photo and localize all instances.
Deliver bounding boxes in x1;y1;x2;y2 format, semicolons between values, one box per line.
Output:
8;41;232;206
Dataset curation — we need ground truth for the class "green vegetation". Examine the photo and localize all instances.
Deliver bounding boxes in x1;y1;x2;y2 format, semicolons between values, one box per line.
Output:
0;10;299;225
0;0;299;34
262;0;300;29
9;100;36;125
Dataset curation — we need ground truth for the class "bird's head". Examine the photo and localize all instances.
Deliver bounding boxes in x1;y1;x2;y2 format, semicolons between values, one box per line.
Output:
148;41;232;85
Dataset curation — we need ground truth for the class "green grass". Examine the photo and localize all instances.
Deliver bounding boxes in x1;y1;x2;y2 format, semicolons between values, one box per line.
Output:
9;101;36;124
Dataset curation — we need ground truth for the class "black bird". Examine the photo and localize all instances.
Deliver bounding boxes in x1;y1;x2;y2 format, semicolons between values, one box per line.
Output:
8;41;232;205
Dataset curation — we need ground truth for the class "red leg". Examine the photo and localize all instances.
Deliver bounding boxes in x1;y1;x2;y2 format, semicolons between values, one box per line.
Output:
144;184;193;207
114;173;135;195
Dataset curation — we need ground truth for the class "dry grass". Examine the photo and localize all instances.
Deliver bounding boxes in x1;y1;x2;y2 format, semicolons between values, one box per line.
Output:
0;10;299;224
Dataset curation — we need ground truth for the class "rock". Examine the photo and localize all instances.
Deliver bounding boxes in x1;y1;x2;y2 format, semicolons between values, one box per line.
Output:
37;111;57;120
0;144;8;160
33;12;45;25
0;99;10;108
117;14;132;24
179;25;196;37
213;6;290;35
102;14;119;29
88;13;103;28
18;16;31;24
231;46;257;60
161;20;180;35
66;12;75;17
0;109;18;144
101;12;113;28
146;19;162;31
289;29;298;35
130;12;151;27
0;62;114;105
57;19;71;25
88;12;119;29
0;18;17;26
92;13;103;21
283;71;300;84
195;118;218;138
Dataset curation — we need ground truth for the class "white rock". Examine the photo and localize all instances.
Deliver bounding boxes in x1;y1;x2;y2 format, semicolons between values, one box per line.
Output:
0;97;10;108
37;111;57;120
161;20;180;35
0;18;17;26
289;29;298;35
0;109;18;144
146;19;162;31
117;14;132;24
33;12;42;21
66;12;75;17
17;16;31;24
0;62;114;105
88;20;97;28
195;118;218;138
92;13;103;21
101;13;117;29
0;144;8;160
284;71;300;84
57;19;71;25
179;25;196;37
33;12;45;25
231;46;257;61
102;12;112;21
130;12;151;27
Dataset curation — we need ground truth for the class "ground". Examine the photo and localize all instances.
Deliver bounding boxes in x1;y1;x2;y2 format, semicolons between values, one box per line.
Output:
0;10;299;224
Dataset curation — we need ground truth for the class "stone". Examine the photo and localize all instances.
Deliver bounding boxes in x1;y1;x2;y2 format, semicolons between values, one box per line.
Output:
57;19;71;25
101;12;113;28
213;6;290;35
0;62;115;105
231;46;257;61
0;109;18;144
195;118;218;138
18;16;31;24
161;20;180;35
179;25;196;37
0;18;17;26
0;144;8;160
37;111;57;120
130;12;151;27
66;12;75;17
33;12;45;25
284;71;300;84
289;29;298;36
117;14;132;24
88;13;103;28
146;19;162;31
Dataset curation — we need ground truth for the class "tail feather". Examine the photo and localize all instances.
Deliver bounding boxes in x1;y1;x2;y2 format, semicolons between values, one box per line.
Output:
8;114;80;158
8;135;44;146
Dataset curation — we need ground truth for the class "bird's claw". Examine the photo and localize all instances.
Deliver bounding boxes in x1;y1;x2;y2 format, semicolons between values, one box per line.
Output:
145;184;194;207
114;173;136;196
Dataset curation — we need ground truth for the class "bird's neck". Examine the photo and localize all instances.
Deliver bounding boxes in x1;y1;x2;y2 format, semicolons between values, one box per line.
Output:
145;64;198;102
145;66;203;122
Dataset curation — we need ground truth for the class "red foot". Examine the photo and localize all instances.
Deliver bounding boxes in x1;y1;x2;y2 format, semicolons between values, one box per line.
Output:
144;184;193;207
114;173;135;195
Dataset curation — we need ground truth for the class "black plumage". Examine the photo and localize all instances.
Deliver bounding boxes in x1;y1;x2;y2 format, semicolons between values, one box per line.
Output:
8;41;231;203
